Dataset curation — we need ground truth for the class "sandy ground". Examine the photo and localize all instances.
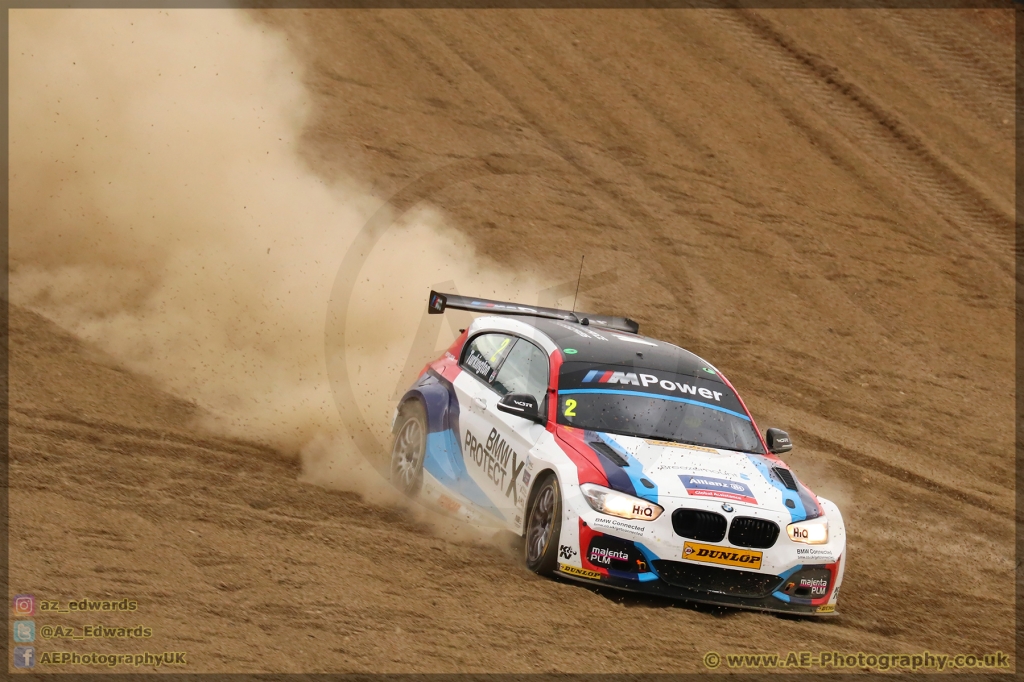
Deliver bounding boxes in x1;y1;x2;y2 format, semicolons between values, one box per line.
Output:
9;8;1015;673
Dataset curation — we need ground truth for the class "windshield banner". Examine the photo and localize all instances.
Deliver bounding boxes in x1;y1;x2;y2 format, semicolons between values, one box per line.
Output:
559;362;746;415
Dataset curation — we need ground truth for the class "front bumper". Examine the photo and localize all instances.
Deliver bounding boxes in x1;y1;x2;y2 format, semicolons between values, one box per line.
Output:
555;560;839;616
557;497;846;617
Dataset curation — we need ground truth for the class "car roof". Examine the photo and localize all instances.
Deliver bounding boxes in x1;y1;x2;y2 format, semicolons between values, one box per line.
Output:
492;315;720;381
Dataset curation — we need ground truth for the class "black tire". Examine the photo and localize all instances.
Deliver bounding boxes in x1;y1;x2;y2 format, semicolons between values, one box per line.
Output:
390;401;427;496
524;472;562;575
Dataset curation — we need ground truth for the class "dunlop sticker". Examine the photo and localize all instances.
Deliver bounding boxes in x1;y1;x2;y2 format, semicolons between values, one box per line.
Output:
559;564;602;580
682;541;762;570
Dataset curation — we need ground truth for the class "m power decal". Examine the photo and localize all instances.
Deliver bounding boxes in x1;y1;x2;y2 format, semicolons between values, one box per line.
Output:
682;542;763;570
464;428;527;504
582;370;724;402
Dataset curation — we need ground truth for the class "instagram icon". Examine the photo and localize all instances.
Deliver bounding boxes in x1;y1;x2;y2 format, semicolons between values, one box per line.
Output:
12;594;35;617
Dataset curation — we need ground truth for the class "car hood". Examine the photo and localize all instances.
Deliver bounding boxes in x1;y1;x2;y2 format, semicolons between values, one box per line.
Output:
579;431;822;522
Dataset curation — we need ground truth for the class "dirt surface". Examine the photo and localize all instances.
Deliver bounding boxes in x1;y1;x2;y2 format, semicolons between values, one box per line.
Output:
9;8;1015;674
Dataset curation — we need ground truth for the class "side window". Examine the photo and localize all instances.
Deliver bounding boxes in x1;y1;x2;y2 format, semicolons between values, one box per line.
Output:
493;339;549;402
461;333;515;385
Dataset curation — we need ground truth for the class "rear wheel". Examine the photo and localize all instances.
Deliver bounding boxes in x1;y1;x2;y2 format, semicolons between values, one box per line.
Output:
390;402;426;496
524;473;562;574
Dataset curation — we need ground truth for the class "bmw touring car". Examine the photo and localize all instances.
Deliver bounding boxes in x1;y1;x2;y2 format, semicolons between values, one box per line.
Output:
390;291;846;615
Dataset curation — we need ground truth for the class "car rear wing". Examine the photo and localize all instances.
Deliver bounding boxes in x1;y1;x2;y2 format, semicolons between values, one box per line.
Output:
428;290;639;334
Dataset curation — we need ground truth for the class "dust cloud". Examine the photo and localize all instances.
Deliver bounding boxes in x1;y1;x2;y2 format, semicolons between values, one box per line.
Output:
9;9;549;506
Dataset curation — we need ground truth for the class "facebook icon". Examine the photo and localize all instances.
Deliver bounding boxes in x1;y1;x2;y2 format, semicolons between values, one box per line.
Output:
14;646;35;668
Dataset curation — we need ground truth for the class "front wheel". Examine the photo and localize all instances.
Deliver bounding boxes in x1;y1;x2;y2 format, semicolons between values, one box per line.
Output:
390;402;426;496
524;473;562;574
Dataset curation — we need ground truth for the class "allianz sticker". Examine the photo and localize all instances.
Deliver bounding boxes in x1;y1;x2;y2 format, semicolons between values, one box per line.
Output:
680;475;757;505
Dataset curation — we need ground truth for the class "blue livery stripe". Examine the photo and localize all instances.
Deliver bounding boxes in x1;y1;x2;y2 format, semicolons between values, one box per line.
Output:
771;565;804;603
599;434;659;505
745;454;806;523
424;430;504;520
633;542;661;580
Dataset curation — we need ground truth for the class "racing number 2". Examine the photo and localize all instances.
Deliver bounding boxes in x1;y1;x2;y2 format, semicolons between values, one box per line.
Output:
563;398;577;417
490;338;510;363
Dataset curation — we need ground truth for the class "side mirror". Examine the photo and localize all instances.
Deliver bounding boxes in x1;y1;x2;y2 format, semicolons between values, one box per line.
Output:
765;428;792;454
497;393;545;423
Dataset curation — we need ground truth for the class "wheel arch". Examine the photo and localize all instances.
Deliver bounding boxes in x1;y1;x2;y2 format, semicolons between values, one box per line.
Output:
392;373;458;436
522;466;560;537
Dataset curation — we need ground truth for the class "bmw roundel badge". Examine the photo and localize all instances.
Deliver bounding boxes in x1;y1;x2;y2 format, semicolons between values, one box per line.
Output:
721;503;734;513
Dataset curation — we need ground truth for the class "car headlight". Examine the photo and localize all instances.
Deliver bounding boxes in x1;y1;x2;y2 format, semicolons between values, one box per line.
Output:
580;483;664;521
786;516;829;544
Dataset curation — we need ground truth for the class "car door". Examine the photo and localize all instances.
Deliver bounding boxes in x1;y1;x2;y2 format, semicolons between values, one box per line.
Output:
475;337;551;525
452;332;517;518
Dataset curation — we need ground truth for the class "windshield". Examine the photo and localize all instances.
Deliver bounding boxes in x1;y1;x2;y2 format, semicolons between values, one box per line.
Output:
557;363;764;453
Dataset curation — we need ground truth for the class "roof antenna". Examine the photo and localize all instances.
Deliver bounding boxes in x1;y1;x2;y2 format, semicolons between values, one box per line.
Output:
570;255;585;319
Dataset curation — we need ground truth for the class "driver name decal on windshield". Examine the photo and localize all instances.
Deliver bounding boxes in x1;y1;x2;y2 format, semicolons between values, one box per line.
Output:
680;475;757;504
464;352;492;377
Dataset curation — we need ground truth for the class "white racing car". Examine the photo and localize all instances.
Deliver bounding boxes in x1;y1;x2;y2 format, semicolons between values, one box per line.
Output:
390;291;846;615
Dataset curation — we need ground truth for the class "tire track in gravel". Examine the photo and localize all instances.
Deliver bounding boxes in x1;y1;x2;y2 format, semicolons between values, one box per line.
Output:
787;426;1012;520
9;397;428;540
882;9;1014;119
844;10;1013;134
472;11;1008;492
410;11;710;343
416;11;901;360
10;406;280;462
712;10;1015;275
405;12;1011;508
